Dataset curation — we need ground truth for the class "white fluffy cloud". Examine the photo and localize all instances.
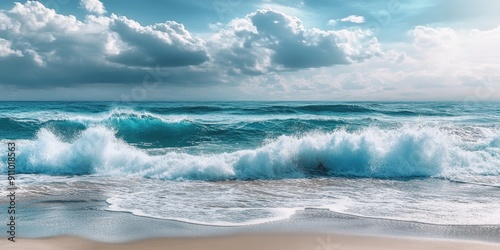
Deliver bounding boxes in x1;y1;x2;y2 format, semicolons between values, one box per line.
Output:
108;15;208;67
324;25;500;100
231;25;500;101
405;25;500;78
210;9;380;74
80;0;106;15
0;38;21;57
340;15;365;24
410;25;500;66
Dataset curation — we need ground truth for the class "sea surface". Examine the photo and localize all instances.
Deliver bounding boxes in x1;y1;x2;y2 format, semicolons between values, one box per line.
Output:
1;102;499;227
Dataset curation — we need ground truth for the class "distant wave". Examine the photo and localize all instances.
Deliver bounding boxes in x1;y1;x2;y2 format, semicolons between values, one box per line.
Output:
2;125;499;183
238;104;373;115
0;109;352;147
1;104;455;125
146;105;229;114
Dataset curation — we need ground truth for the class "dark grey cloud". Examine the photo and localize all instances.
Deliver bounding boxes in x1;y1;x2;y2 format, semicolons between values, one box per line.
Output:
0;1;212;87
0;52;145;88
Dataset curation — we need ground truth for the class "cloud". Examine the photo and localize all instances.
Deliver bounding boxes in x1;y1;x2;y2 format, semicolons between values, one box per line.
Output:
404;25;500;81
2;1;496;101
410;26;459;50
321;25;500;100
210;9;380;74
80;0;106;15
0;1;212;87
230;24;500;101
0;38;21;57
327;15;365;29
108;15;209;67
340;15;365;23
327;19;337;26
0;3;383;91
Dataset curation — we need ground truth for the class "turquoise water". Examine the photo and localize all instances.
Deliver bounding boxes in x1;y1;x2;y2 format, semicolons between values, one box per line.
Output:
1;102;499;226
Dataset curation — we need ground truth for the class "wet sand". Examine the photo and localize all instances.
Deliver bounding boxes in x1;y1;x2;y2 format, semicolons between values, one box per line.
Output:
2;234;500;250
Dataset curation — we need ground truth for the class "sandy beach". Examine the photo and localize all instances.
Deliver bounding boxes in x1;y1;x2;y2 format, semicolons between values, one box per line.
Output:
2;234;500;250
2;196;499;250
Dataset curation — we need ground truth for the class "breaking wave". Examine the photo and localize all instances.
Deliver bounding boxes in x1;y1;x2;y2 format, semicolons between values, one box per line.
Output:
1;125;499;183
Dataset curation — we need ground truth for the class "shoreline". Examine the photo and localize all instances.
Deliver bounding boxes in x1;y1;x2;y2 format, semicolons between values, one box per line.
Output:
2;234;500;250
2;176;500;248
2;198;500;244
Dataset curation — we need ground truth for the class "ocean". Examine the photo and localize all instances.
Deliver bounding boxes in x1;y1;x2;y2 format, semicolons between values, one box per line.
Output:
1;101;499;228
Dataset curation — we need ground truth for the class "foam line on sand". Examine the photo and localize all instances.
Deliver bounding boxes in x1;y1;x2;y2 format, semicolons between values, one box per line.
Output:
2;234;500;250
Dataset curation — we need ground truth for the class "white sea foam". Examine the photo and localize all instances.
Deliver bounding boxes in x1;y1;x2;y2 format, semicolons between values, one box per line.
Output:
1;125;499;184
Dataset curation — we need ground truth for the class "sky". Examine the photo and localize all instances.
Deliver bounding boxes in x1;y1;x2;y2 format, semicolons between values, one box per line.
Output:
0;0;499;101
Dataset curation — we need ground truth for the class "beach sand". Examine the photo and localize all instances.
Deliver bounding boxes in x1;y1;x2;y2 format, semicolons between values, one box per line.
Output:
2;234;500;250
4;198;500;250
4;199;500;249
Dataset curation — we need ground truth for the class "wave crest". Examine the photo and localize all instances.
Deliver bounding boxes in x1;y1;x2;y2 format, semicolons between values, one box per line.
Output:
2;125;499;182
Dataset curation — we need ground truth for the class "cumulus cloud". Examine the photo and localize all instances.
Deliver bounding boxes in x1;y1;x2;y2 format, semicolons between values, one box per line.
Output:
80;0;106;15
340;15;365;23
404;25;500;87
410;26;459;50
0;1;211;87
0;38;21;57
232;24;500;101
316;25;500;100
108;15;208;67
0;1;384;90
210;9;380;74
